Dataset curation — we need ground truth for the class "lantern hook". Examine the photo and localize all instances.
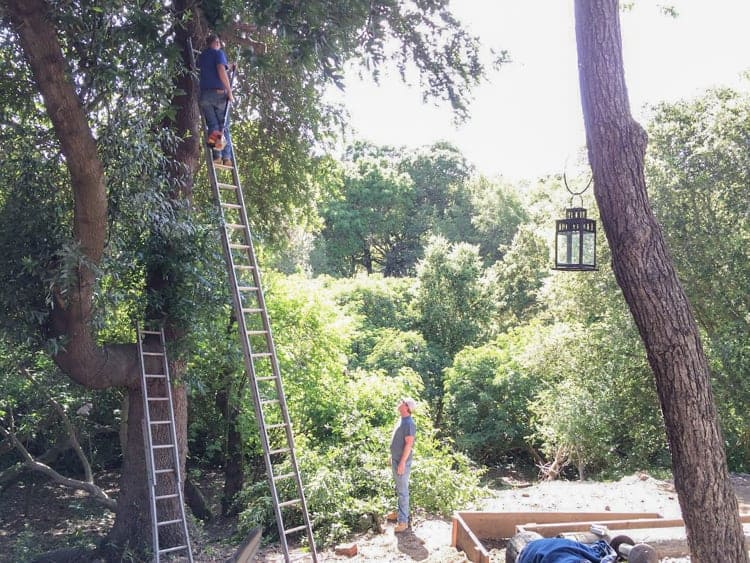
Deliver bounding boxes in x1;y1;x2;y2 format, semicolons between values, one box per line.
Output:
563;171;593;208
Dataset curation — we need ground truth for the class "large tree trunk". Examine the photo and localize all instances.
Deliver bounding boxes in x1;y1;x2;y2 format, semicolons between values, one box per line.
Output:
3;0;207;558
574;2;747;561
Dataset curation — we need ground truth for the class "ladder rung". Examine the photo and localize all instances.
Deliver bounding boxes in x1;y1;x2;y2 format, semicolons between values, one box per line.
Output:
267;423;287;430
152;444;176;450
140;330;162;335
144;373;166;378
157;519;183;527
225;223;245;229
247;330;267;335
235;265;255;270
274;472;295;481
279;498;301;508
159;545;188;554
221;202;242;209
215;162;233;169
155;493;179;501
269;447;290;455
256;376;277;381
253;352;272;358
155;468;175;475
238;286;259;292
150;420;172;425
284;524;307;535
142;352;164;357
242;308;263;314
148;397;169;402
229;243;251;250
217;182;238;190
261;399;279;406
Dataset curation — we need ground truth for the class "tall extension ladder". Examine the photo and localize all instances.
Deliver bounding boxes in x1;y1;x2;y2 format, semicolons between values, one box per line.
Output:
201;96;318;563
137;324;194;563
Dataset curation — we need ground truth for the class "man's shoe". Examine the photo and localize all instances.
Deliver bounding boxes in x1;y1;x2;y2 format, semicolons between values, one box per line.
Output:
222;158;233;167
213;157;223;165
394;522;408;533
385;511;397;522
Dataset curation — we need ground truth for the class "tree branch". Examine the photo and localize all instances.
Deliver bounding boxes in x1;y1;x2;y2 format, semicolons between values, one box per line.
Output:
0;425;116;511
22;368;95;485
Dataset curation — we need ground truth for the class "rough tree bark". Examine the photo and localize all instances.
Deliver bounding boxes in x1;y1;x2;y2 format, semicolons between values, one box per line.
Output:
1;0;207;559
574;1;747;561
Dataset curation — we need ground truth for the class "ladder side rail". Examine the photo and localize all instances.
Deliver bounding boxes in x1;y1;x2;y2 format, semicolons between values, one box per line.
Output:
206;151;263;421
227;172;318;561
231;228;299;560
157;329;194;563
136;324;162;563
206;153;292;557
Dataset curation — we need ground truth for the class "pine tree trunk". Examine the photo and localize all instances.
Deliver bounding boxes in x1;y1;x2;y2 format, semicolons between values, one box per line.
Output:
574;1;747;561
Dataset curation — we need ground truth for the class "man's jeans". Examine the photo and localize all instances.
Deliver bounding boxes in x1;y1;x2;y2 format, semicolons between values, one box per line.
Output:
199;90;233;160
391;458;412;524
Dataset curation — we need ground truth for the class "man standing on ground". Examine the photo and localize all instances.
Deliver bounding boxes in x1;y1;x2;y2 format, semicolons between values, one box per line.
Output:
389;397;417;533
198;34;234;167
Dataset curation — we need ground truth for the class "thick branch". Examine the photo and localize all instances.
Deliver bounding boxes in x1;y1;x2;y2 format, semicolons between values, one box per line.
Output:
1;0;139;389
2;0;106;261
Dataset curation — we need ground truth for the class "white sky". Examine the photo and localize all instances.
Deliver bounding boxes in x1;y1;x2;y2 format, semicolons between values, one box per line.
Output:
331;1;750;180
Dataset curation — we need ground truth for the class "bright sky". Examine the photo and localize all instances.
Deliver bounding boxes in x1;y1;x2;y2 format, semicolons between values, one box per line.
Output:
333;1;750;180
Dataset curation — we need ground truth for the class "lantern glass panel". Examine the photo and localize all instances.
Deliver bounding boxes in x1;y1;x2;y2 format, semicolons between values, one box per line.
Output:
582;230;595;266
556;230;579;266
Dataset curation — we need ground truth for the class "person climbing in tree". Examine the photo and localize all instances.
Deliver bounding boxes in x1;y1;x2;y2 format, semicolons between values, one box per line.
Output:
198;33;234;167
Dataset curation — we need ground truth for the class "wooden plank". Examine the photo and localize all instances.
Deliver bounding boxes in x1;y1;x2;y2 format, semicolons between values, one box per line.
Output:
519;513;750;537
519;517;685;537
227;527;261;563
452;513;490;563
456;511;662;540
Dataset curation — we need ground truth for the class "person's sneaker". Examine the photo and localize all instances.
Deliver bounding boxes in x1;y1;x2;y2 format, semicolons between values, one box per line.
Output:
213;156;223;165
385;511;397;522
222;158;233;167
394;522;408;533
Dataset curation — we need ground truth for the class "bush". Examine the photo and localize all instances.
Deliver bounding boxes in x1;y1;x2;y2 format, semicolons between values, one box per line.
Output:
443;331;535;464
236;369;483;547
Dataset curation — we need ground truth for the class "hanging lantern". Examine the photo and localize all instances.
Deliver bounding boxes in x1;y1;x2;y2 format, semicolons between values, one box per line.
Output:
553;173;597;271
554;207;597;270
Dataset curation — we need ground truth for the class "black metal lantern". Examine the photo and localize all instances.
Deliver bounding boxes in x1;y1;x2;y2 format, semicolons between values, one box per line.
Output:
553;173;597;271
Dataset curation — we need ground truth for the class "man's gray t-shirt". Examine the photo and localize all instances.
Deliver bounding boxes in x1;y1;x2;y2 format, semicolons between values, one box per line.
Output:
390;416;417;463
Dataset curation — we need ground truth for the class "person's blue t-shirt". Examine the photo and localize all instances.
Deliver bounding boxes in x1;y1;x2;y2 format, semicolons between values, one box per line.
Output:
390;416;416;463
199;48;228;90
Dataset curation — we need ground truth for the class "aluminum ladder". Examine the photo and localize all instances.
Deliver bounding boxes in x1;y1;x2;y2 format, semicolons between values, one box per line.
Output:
202;119;318;563
137;324;194;563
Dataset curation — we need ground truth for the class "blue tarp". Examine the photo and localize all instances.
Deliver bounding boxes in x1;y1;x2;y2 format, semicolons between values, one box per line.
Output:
517;538;617;563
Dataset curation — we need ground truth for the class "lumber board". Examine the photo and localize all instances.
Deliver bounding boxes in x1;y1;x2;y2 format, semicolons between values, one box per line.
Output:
456;511;661;540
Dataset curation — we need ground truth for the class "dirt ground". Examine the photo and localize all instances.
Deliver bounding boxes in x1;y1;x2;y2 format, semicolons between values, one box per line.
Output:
284;472;750;563
2;471;749;562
